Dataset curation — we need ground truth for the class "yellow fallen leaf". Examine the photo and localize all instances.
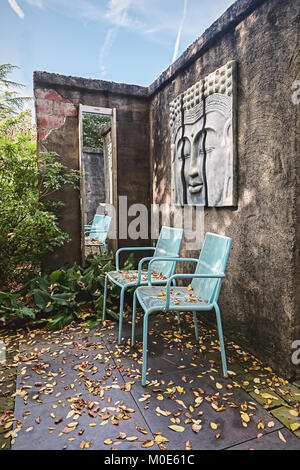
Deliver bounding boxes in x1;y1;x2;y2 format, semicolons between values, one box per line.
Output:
241;412;250;423
142;440;154;448
289;410;299;417
186;441;192;450
155;435;169;445
290;423;300;432
168;425;185;432
261;393;279;400
104;438;113;445
210;422;218;430
278;431;286;443
155;407;171;417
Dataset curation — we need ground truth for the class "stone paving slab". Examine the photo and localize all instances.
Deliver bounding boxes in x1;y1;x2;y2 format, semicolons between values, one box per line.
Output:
12;388;158;450
227;427;300;450
249;388;287;410
14;345;126;409
130;368;285;450
271;406;300;438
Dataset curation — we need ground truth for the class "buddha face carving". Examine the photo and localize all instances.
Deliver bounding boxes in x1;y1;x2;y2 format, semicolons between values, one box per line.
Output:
170;61;237;207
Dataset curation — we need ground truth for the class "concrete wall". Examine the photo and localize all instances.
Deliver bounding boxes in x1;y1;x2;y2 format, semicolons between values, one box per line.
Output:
83;148;105;225
148;0;300;378
34;75;151;269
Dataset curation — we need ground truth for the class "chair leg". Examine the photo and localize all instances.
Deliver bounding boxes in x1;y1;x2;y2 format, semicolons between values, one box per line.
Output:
214;303;228;378
118;286;126;345
131;291;137;347
142;310;151;387
102;275;109;321
176;312;182;334
193;311;199;341
172;279;182;334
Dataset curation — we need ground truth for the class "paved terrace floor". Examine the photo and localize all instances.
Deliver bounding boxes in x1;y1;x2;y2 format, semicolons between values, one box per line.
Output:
1;311;300;451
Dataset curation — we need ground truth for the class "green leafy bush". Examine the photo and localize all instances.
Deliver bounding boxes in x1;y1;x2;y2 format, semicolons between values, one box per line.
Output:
82;113;111;149
0;253;135;330
0;111;80;282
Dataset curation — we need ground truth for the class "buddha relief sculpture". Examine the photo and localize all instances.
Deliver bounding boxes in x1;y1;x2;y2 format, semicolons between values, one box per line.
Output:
170;61;237;207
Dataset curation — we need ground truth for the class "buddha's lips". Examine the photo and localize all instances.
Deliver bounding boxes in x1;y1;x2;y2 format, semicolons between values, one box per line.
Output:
188;182;203;193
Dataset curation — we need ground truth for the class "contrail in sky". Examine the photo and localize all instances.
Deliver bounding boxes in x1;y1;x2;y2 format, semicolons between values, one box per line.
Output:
8;0;25;18
172;0;188;63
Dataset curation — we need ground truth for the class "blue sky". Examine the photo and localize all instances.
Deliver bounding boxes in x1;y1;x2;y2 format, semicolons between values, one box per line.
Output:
1;0;234;102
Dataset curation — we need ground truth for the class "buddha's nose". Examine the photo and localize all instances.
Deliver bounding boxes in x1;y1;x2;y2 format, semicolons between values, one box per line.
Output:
189;148;199;178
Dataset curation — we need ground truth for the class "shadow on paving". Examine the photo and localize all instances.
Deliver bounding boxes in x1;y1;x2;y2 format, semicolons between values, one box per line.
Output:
0;314;299;450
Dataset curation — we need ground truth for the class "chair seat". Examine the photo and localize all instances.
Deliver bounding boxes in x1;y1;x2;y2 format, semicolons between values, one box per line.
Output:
136;286;213;311
107;270;167;287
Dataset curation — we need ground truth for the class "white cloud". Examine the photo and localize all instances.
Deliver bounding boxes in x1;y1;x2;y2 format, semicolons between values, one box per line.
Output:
25;0;44;8
8;0;25;19
99;27;118;78
172;0;188;63
104;0;143;29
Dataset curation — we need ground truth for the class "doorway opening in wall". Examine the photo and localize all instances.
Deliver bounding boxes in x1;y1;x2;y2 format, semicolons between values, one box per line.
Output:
78;105;117;263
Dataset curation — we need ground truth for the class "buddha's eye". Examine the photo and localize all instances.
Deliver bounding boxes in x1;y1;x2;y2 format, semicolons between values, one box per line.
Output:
177;138;191;160
198;146;215;155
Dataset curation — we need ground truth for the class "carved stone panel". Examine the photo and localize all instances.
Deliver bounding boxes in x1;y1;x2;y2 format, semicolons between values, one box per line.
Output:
169;61;237;206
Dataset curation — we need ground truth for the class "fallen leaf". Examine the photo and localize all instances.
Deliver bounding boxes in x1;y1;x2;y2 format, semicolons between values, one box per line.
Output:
104;438;113;445
155;435;169;445
186;441;192;450
168;425;185;433
278;431;286;443
290;423;300;432
210;422;219;430
142;440;154;448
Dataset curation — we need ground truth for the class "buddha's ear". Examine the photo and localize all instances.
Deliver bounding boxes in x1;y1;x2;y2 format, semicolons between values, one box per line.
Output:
223;118;232;140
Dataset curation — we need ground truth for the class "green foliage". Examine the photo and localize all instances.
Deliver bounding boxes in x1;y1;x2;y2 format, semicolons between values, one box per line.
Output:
0;111;80;282
0;253;135;330
0;64;31;117
82;113;111;149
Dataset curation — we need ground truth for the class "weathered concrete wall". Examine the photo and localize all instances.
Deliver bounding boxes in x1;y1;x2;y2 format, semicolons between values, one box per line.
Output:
34;75;150;269
83;148;105;225
148;0;300;378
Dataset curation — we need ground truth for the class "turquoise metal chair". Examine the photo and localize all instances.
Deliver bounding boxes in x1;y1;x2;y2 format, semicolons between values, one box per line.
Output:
102;226;184;345
85;214;112;254
131;232;232;386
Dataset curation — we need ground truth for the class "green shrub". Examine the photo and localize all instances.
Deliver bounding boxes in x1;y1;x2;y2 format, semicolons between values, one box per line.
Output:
0;252;135;330
0;111;80;282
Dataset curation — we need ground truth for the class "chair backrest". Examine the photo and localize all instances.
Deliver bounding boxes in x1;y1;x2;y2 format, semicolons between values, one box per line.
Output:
89;215;112;243
151;226;184;277
191;232;232;303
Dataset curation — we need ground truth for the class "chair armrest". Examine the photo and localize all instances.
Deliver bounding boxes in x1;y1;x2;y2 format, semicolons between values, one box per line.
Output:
115;247;155;270
147;257;199;285
136;256;181;284
165;273;225;310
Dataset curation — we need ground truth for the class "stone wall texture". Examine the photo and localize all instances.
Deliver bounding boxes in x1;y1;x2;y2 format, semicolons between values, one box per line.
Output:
34;0;300;379
83;148;105;225
148;0;300;379
34;76;150;269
